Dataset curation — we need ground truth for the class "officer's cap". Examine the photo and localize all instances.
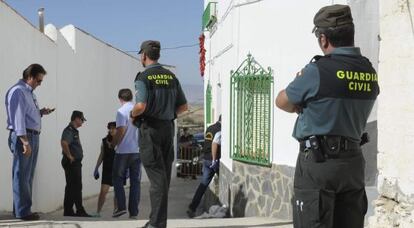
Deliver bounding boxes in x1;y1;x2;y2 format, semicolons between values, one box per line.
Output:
138;40;161;55
71;110;86;121
312;4;353;33
107;121;116;129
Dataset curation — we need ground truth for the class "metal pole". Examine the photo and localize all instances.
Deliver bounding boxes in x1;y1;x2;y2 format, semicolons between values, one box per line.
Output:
38;7;44;33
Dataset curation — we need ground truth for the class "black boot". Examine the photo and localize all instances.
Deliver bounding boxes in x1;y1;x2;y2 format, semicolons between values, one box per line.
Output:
75;208;92;217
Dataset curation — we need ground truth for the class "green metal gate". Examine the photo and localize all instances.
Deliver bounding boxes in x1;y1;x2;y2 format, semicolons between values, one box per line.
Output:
230;54;273;166
206;82;212;125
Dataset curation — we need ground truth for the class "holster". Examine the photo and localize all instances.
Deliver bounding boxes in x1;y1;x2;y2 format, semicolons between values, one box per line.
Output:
132;116;144;128
307;136;325;163
320;136;341;158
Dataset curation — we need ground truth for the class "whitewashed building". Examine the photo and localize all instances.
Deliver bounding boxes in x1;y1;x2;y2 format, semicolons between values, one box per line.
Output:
367;1;414;227
202;0;382;220
0;1;145;212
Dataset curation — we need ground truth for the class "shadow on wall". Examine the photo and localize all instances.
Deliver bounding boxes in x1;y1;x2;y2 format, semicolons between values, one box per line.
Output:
363;121;378;186
203;187;221;213
232;184;248;218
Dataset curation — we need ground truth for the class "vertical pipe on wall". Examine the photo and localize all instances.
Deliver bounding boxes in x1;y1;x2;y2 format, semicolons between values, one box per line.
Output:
38;7;44;33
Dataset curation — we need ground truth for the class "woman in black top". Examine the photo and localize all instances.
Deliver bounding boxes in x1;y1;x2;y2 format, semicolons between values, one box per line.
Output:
93;122;117;216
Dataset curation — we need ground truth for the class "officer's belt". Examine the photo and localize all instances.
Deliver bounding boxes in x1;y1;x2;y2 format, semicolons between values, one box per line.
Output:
141;116;172;128
299;136;360;152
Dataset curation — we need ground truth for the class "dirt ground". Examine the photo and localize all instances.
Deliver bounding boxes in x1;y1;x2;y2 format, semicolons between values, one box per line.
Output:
178;104;204;135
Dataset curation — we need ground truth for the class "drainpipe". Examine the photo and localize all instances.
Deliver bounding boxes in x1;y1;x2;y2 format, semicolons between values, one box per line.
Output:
38;7;44;33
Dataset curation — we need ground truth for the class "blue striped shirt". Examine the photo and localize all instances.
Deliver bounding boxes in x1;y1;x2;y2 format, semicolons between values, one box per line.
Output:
5;80;41;136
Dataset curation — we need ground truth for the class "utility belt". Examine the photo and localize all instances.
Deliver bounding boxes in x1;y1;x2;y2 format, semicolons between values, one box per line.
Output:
133;115;172;128
299;135;361;162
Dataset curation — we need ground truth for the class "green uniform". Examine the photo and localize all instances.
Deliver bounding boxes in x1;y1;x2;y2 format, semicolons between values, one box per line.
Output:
286;47;379;228
61;123;83;161
287;47;379;141
135;63;187;228
61;123;87;216
135;64;187;120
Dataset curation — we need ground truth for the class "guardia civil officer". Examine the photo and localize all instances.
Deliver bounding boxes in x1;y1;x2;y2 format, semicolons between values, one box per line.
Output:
61;111;91;217
131;40;188;228
187;115;221;218
275;5;379;228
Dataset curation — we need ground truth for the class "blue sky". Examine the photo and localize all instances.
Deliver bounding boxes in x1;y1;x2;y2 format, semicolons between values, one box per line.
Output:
5;0;204;85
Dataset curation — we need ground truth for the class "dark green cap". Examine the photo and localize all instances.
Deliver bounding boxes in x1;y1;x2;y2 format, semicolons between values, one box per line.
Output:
107;121;116;129
138;40;161;55
71;110;86;121
312;4;353;32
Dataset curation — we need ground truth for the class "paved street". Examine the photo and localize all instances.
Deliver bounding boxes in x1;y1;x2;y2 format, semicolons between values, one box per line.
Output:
0;178;292;227
0;177;378;227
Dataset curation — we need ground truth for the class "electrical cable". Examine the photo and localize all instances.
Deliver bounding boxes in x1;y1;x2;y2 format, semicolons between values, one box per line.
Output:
125;43;199;53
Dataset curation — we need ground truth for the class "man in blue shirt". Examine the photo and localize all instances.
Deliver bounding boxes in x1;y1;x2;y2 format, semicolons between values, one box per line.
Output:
5;63;54;220
276;5;379;228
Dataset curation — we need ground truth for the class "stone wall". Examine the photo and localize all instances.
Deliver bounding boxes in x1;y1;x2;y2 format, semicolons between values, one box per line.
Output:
204;161;233;213
207;161;295;220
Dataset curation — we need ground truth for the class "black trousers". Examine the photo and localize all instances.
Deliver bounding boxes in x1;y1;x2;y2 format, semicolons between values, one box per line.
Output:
292;149;368;228
62;159;84;213
139;120;174;228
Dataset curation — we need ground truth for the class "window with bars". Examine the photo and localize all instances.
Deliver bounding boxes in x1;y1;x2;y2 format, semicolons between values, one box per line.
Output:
230;54;273;166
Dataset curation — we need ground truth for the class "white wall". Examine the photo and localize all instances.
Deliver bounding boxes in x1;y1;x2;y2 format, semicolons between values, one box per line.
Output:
365;1;414;227
204;0;375;169
0;1;146;212
349;0;379;123
377;0;414;203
